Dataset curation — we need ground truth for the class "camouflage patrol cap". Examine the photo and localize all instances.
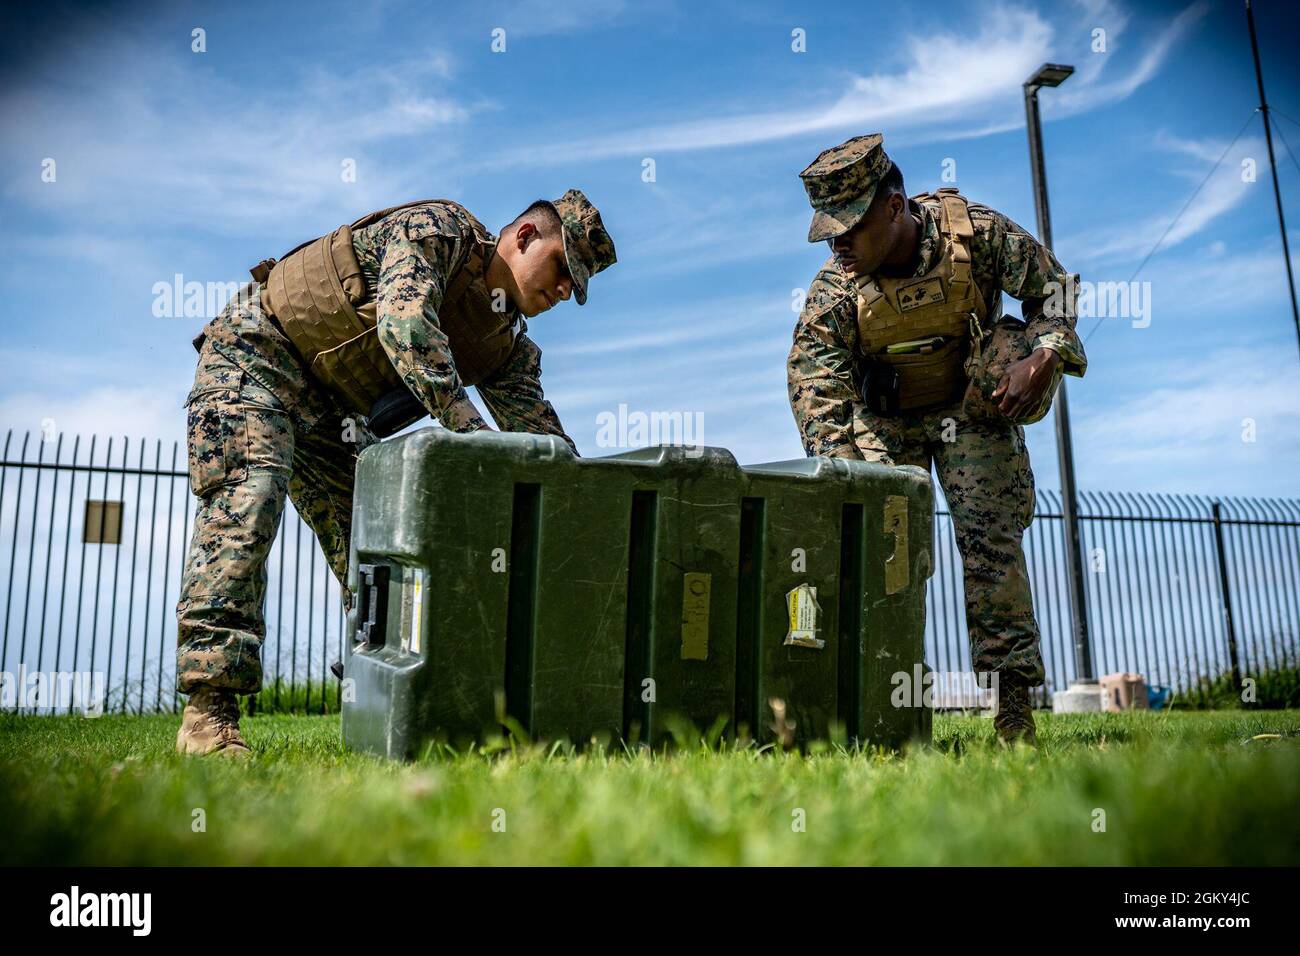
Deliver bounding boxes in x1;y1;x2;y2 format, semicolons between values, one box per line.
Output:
800;133;893;242
548;188;617;305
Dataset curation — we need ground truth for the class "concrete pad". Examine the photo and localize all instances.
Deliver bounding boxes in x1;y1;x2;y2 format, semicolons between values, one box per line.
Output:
1053;680;1104;713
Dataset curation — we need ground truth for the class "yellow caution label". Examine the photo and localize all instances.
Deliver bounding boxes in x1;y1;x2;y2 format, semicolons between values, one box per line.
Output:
784;583;824;649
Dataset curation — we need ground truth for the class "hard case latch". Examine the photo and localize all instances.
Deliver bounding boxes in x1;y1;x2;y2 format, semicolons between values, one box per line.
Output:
355;563;391;646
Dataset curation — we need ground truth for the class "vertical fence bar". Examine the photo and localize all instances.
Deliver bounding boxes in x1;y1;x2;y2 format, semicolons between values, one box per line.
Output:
1124;492;1153;684
1234;499;1269;673
1245;499;1276;674
275;514;285;711
1134;494;1170;689
1159;494;1198;695
87;436;113;707
336;599;344;712
2;432;32;678
1062;495;1081;686
1223;500;1261;683
1093;491;1121;680
53;437;81;702
104;438;129;712
1166;495;1196;696
1117;492;1154;685
1108;492;1140;682
1025;497;1052;689
1158;494;1193;692
1211;500;1243;692
945;512;960;678
1041;492;1069;689
17;435;47;711
0;430;11;681
176;460;193;715
306;542;317;713
1081;493;1109;678
139;441;162;713
1245;498;1286;672
121;439;146;712
1097;492;1126;682
0;431;11;566
1195;497;1226;696
947;513;967;674
1223;499;1261;679
35;434;64;696
1192;497;1226;693
157;444;177;711
930;507;942;679
1170;494;1196;697
1241;499;1273;676
68;436;97;714
1131;491;1162;683
292;517;302;712
320;553;328;716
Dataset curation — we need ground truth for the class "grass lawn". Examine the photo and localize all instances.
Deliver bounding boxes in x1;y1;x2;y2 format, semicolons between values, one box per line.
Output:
2;709;1298;866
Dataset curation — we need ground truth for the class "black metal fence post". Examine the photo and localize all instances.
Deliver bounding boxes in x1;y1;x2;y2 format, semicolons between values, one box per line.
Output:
1210;500;1243;694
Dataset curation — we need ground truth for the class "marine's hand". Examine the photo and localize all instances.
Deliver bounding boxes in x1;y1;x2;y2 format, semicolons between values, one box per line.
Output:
992;348;1059;421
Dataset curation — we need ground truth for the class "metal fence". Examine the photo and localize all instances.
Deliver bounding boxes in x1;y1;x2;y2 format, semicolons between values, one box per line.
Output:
1;427;1297;715
0;430;348;715
930;491;1299;704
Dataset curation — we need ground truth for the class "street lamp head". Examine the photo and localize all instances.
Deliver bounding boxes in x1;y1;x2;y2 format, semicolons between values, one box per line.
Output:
1025;63;1075;91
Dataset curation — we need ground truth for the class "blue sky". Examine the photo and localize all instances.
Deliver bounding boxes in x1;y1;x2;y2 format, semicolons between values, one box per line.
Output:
2;0;1298;498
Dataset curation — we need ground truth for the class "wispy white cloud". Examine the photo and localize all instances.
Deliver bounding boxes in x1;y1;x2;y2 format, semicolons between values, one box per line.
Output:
491;1;1205;167
0;36;475;237
1048;1;1209;117
501;4;1055;165
1066;134;1263;263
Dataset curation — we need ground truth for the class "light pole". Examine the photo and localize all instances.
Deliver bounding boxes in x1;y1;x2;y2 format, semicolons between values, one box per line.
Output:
1023;63;1098;700
1245;0;1300;361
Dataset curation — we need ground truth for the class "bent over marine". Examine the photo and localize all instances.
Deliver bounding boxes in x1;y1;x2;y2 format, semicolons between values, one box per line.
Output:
176;192;617;755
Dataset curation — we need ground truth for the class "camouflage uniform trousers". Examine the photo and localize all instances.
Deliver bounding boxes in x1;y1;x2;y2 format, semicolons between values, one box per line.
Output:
853;401;1044;685
176;292;363;696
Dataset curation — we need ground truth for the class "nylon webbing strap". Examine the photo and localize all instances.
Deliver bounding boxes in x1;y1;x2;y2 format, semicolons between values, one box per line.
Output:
939;193;975;307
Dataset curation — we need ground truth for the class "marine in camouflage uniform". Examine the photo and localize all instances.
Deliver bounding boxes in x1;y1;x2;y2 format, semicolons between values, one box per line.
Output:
176;192;617;755
788;134;1087;742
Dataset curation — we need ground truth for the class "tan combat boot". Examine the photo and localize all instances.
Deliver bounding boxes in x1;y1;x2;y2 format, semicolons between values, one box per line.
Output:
993;675;1038;746
176;685;251;757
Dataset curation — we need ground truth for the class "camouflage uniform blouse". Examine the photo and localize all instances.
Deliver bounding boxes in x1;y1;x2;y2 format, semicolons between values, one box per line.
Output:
352;202;575;451
788;196;1088;458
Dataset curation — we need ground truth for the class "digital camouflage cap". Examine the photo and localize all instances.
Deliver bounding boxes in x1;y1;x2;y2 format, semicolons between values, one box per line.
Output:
800;133;893;243
548;188;617;305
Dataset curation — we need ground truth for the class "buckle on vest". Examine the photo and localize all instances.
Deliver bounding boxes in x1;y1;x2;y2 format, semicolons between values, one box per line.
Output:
249;258;277;284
